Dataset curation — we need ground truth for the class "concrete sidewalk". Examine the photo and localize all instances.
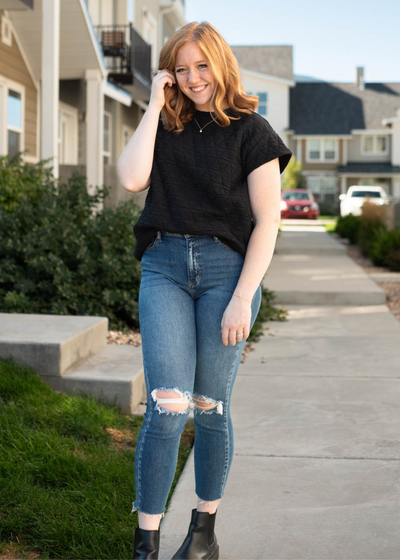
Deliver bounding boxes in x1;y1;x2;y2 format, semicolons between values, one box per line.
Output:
159;227;400;559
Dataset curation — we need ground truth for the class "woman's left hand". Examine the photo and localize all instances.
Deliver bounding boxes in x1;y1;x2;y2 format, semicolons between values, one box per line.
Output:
221;295;252;346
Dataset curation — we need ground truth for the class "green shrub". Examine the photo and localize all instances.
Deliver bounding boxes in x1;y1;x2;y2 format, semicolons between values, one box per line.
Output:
0;154;142;330
357;218;387;259
0;153;51;212
335;214;361;244
318;201;337;216
368;229;400;271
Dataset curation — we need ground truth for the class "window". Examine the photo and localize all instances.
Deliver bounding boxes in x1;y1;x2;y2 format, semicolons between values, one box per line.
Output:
363;136;374;153
7;89;23;159
122;125;135;149
282;191;312;201
103;111;112;165
247;91;268;116
306;138;338;162
362;135;388;155
308;139;320;160
350;190;382;198
324;139;336;160
307;176;337;203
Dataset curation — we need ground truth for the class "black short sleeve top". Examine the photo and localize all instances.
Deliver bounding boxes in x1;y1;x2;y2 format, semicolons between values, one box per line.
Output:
133;107;292;261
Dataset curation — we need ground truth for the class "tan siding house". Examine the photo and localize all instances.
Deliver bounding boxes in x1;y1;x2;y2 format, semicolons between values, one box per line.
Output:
0;10;37;159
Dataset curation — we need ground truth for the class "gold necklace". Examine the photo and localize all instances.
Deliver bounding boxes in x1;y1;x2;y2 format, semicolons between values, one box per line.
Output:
194;114;216;133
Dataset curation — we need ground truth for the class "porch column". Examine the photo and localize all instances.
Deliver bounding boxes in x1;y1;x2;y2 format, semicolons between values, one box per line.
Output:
340;176;347;194
0;81;6;156
392;121;400;197
41;0;60;179
85;69;104;200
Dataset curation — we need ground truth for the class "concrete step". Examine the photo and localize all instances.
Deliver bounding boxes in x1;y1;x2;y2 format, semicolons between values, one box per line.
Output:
268;230;386;305
368;272;400;283
263;253;386;305
0;313;108;375
0;313;146;415
276;230;347;255
42;344;146;415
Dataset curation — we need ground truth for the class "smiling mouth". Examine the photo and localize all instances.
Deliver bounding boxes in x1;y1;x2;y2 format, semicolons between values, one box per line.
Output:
189;85;208;93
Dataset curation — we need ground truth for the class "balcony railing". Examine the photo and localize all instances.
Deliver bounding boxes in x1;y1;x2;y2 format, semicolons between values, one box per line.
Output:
94;24;152;86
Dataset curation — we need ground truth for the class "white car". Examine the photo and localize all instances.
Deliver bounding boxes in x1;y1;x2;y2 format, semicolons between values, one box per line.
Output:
339;185;389;217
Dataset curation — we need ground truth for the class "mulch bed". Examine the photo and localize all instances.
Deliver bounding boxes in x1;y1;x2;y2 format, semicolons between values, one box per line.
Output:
345;243;400;323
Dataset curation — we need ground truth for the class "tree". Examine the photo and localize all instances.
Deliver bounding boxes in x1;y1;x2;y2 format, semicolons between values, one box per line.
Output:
281;155;307;190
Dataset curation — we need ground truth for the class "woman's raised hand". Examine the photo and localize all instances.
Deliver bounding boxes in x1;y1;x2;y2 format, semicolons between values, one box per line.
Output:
149;68;177;110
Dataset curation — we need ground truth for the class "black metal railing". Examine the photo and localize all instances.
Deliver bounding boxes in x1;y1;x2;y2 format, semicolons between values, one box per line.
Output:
130;26;152;84
93;24;152;84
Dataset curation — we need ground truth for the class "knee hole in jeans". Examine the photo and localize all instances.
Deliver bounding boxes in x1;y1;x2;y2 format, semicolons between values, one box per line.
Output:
193;393;223;415
151;387;193;415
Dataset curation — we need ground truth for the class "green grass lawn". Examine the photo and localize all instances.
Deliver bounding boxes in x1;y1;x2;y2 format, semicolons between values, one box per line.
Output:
0;359;194;560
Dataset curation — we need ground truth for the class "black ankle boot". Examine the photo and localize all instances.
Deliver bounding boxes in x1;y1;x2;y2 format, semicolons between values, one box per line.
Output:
133;526;160;559
171;508;219;560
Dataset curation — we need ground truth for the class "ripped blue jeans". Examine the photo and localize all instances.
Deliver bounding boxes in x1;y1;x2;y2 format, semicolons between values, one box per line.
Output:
131;230;262;517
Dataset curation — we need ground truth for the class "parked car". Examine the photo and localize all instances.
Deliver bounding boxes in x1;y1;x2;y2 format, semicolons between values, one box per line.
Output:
339;185;389;217
280;189;320;219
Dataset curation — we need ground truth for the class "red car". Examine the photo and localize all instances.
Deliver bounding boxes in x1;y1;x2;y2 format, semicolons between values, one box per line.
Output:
280;189;320;219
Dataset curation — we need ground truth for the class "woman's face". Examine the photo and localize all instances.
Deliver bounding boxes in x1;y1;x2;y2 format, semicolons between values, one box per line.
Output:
174;41;216;111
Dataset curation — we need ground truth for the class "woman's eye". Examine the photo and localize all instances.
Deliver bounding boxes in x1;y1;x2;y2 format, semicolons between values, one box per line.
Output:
176;65;207;73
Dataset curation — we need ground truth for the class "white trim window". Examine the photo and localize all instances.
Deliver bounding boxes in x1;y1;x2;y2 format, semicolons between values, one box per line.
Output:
247;91;268;116
361;135;389;155
306;138;338;163
122;124;135;149
58;102;78;165
103;110;112;165
306;175;337;203
6;84;25;158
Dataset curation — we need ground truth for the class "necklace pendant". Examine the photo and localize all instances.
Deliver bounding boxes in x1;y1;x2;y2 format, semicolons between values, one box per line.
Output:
199;129;203;133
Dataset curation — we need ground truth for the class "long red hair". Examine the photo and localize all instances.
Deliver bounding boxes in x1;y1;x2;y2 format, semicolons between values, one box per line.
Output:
158;21;259;133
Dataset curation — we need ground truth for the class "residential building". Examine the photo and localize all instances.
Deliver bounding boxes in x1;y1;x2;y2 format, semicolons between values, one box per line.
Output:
230;47;400;209
230;45;294;152
289;67;400;206
0;0;185;208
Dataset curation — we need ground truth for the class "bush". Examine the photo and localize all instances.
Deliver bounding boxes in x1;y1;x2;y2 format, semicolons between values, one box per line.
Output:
318;201;337;216
0;153;50;212
0;154;142;330
357;218;387;258
358;201;387;258
368;229;400;271
335;214;361;244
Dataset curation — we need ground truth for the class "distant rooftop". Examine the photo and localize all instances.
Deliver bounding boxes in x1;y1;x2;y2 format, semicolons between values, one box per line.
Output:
230;45;293;82
290;82;400;134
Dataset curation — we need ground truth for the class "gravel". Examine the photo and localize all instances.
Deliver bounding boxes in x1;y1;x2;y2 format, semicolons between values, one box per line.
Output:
346;243;400;323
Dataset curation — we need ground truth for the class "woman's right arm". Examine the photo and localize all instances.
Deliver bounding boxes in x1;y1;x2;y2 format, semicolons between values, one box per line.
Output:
116;69;176;192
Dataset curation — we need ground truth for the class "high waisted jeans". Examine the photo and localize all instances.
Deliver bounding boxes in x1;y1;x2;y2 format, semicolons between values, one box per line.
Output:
131;230;262;517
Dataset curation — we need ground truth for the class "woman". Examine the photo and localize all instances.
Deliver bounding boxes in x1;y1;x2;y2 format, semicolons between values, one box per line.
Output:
117;20;292;560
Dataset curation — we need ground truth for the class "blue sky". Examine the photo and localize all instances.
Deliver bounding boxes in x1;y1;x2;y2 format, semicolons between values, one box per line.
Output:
185;0;399;83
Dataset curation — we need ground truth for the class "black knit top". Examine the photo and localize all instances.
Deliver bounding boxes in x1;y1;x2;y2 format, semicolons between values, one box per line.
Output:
133;107;292;261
